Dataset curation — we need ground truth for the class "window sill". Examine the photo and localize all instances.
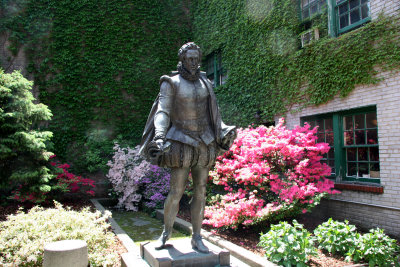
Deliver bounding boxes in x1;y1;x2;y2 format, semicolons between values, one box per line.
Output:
334;183;384;194
337;17;371;35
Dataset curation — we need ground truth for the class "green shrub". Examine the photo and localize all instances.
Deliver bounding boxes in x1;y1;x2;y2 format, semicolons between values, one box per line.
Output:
313;218;358;254
0;202;120;266
66;129;116;174
347;228;400;266
258;220;317;266
0;70;54;199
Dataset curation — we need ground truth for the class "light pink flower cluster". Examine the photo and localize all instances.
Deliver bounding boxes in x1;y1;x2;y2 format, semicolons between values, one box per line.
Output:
204;118;339;229
107;144;151;211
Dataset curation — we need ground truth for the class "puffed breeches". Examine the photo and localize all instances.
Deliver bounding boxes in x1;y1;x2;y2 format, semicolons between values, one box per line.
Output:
160;140;217;169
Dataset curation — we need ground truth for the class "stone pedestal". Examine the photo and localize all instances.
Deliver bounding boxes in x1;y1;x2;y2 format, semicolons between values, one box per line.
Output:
43;240;88;267
140;238;230;267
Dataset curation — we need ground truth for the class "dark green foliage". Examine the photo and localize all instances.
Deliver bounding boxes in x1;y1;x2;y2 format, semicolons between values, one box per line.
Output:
0;69;53;195
192;0;400;126
1;0;192;173
66;129;116;174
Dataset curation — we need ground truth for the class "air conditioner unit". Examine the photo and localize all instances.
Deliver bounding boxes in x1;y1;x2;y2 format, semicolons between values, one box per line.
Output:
300;28;320;47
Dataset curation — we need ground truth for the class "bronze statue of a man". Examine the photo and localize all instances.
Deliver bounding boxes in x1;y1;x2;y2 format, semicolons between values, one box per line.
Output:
140;42;236;253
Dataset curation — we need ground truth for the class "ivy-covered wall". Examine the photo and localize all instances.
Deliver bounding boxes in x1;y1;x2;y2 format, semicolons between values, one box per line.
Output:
2;0;400;174
191;0;400;126
1;0;191;172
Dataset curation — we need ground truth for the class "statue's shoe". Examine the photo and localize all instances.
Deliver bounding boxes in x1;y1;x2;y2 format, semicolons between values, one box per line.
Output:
154;231;170;250
191;234;209;253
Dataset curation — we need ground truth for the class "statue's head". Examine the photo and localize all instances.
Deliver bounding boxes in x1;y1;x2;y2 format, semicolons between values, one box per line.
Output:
178;42;202;76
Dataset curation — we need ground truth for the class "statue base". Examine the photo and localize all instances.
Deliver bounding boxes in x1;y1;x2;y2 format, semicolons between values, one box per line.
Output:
140;238;230;267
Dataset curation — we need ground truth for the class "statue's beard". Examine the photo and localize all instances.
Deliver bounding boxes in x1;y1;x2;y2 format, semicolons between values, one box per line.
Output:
177;62;200;81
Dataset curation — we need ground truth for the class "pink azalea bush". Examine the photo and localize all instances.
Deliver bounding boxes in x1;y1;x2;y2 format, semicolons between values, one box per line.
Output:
204;118;339;229
107;143;170;211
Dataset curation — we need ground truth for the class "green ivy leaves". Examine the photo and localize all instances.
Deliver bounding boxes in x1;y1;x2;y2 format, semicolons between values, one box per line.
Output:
2;0;191;172
192;0;400;127
3;0;400;173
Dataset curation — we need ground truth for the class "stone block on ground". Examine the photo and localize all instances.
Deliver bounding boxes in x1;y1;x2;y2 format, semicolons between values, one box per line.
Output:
140;238;230;267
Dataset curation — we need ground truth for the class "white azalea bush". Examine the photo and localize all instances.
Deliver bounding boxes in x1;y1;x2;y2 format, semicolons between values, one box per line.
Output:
0;202;119;266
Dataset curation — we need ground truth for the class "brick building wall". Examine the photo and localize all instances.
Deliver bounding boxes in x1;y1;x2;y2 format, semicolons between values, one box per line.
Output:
275;1;400;237
370;0;400;19
278;70;400;237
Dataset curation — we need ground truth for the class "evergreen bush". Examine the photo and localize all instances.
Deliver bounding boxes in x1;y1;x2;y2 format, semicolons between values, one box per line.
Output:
0;70;54;200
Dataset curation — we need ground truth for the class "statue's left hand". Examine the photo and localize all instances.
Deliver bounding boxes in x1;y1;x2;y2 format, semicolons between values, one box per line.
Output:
155;139;171;153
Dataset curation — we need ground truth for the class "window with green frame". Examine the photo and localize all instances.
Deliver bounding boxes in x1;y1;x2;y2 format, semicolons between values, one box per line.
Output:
299;0;371;36
303;116;336;177
332;0;370;35
302;106;380;183
337;0;370;33
300;0;327;20
204;51;226;88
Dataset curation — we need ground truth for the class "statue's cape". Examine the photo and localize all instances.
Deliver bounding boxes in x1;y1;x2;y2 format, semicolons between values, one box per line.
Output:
139;71;234;158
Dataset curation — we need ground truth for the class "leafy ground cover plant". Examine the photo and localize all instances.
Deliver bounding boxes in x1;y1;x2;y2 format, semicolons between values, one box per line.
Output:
0;202;119;266
347;228;400;266
258;220;317;266
107;143;170;211
313;218;358;254
204;119;339;229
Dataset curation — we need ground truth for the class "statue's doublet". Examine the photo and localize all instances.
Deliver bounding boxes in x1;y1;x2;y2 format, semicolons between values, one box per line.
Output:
139;71;235;166
159;74;215;147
